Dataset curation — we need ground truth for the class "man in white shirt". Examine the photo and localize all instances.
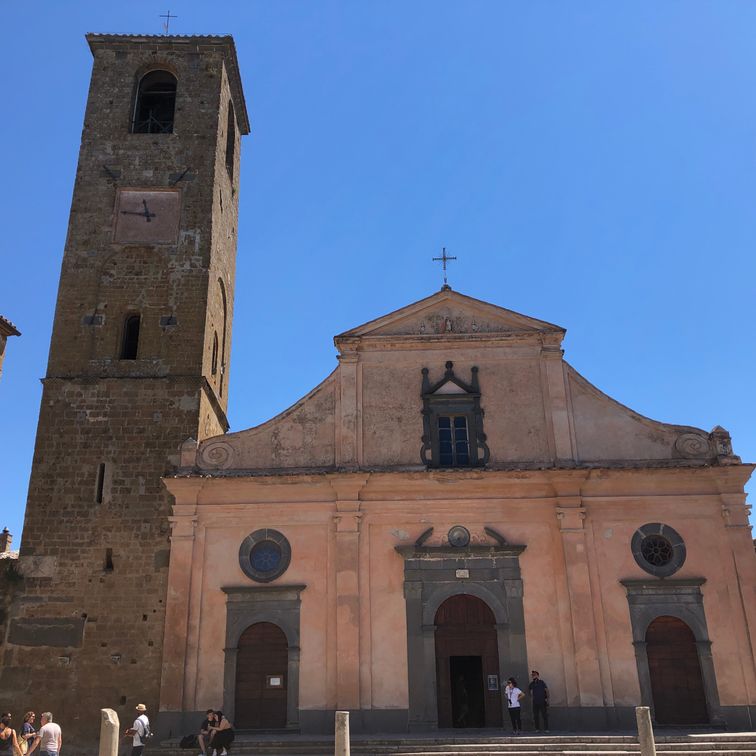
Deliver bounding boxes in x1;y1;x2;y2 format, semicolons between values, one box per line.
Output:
127;704;150;755
29;712;62;756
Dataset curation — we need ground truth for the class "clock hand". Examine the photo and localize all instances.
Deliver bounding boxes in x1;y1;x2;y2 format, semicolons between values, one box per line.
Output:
120;201;157;222
141;199;155;222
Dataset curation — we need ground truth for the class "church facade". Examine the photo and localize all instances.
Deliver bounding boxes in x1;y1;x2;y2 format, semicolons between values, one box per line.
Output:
162;288;756;734
1;31;755;748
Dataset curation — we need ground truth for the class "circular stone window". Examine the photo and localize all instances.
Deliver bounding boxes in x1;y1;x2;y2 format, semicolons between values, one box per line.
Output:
631;523;686;578
239;529;291;583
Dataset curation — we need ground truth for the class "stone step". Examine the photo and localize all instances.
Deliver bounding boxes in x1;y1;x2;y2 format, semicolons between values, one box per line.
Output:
158;738;756;756
159;750;756;756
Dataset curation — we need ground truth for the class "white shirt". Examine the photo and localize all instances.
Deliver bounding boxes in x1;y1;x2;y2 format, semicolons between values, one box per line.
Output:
505;686;523;708
132;714;149;747
38;722;62;753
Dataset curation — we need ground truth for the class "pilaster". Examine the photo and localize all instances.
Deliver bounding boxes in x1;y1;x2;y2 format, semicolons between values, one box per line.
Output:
159;509;197;712
542;344;575;464
336;348;360;468
555;484;603;706
329;474;369;710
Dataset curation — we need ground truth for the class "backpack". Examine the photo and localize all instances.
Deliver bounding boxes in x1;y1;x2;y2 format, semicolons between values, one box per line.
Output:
180;734;198;749
139;719;153;741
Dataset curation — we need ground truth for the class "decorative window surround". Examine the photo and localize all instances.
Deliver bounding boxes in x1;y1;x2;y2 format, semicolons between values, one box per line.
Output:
420;361;490;468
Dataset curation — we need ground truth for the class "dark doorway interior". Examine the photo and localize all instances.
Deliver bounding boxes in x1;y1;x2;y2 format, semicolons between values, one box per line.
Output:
235;622;288;729
450;655;485;728
435;594;502;728
646;616;708;725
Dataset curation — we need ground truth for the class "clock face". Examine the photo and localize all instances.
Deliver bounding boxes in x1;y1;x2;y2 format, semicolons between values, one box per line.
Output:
113;188;181;244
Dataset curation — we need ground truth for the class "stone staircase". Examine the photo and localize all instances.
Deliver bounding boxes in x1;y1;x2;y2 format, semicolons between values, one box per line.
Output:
158;731;756;756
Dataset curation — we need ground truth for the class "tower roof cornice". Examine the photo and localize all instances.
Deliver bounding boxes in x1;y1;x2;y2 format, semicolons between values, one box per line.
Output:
85;33;250;134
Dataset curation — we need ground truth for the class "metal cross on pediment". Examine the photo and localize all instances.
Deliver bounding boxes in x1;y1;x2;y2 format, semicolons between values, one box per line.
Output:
432;247;457;290
160;10;177;34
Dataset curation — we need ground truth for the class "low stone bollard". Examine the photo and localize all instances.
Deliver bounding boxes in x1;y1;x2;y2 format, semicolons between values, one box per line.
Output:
335;710;350;756
635;706;657;756
99;708;120;756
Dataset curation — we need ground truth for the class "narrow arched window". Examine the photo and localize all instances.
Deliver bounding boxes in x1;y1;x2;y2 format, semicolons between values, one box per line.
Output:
121;315;141;360
219;280;228;397
225;101;236;179
211;332;219;376
132;70;177;134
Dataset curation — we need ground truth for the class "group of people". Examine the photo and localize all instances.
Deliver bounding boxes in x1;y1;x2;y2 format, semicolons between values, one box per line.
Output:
0;711;61;756
196;710;234;756
504;670;550;734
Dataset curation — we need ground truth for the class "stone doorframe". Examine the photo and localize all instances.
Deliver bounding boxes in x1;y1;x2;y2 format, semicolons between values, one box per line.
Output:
620;578;724;725
221;584;306;729
396;541;528;730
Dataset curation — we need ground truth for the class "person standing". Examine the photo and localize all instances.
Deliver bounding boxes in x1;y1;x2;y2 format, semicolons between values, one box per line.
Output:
529;670;550;732
127;704;150;756
0;715;22;756
20;713;36;754
28;713;61;756
504;678;524;735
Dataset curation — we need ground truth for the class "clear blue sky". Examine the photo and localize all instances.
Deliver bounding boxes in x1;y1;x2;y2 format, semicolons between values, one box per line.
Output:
2;1;755;543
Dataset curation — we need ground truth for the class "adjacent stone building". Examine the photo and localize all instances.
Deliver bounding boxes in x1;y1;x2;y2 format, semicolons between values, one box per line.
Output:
0;315;20;383
2;28;755;751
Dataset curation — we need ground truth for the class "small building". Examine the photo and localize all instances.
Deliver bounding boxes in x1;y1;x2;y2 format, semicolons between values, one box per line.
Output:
0;315;20;382
161;288;756;734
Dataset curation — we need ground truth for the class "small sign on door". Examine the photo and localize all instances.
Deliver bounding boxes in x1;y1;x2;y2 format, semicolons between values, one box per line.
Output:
266;675;284;688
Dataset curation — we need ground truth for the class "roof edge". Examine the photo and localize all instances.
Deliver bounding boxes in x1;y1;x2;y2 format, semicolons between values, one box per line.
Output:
334;288;565;343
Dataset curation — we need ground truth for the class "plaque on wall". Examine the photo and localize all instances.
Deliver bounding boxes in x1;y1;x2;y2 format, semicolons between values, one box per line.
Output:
487;674;499;691
113;188;181;244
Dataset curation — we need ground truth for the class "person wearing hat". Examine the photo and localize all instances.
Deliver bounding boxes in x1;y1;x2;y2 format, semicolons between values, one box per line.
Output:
125;705;151;755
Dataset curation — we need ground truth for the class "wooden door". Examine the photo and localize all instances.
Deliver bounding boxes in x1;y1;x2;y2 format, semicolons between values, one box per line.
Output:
435;594;502;728
646;616;708;725
235;622;288;729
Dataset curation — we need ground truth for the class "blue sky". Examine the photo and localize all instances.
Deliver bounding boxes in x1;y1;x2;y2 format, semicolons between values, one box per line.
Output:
1;1;755;542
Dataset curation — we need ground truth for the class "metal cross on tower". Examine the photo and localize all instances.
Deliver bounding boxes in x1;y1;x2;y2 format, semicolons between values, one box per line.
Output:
432;247;457;290
160;10;178;34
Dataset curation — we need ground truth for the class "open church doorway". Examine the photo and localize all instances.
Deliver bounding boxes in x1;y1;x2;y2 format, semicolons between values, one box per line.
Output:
646;616;708;725
235;622;288;729
435;594;502;728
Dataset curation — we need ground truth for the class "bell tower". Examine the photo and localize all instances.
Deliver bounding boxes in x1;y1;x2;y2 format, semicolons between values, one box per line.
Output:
0;35;249;744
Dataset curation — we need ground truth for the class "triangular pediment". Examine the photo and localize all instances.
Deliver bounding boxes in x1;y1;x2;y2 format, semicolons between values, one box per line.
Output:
335;289;564;342
434;381;467;395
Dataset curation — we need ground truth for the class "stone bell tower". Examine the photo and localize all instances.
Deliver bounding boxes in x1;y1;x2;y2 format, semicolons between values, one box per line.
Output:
0;34;249;746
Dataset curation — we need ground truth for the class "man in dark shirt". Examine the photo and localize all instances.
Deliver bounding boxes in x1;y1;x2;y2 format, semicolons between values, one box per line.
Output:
198;709;215;755
529;670;549;732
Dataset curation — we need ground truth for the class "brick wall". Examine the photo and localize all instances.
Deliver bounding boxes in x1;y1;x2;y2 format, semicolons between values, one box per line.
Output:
0;35;247;750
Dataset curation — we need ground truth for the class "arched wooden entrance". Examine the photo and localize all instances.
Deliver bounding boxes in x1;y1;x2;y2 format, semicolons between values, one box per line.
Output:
235;622;288;729
435;594;502;728
646;616;708;725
